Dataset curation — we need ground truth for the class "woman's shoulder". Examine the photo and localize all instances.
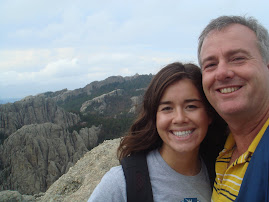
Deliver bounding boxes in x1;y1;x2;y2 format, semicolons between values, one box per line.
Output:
100;165;125;185
88;165;126;202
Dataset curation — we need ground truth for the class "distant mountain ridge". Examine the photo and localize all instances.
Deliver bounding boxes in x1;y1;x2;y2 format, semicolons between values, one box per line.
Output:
0;98;21;104
0;73;154;197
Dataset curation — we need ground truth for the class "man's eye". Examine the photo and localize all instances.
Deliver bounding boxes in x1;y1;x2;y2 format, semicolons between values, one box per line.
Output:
203;63;216;70
233;57;245;61
206;63;216;68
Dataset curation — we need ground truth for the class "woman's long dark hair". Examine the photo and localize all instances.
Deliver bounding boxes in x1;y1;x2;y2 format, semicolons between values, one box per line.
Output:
117;62;227;161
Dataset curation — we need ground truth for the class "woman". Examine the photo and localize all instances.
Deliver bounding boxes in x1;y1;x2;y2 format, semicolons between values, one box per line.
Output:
88;62;226;202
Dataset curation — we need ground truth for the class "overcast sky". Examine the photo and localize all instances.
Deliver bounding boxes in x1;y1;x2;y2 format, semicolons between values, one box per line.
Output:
1;0;269;99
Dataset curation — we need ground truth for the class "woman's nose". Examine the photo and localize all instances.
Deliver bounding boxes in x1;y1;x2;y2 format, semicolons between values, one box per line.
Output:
172;110;188;124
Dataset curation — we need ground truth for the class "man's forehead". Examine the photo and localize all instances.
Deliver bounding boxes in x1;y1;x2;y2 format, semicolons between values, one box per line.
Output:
200;25;257;57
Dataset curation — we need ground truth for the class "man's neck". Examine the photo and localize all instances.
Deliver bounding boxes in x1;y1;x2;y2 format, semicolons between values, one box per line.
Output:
228;110;269;158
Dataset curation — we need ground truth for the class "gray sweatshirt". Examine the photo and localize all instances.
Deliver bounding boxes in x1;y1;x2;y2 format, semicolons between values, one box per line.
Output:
88;149;211;202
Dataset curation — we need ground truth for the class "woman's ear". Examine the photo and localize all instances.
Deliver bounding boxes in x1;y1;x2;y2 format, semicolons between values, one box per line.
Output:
207;111;213;125
208;116;213;125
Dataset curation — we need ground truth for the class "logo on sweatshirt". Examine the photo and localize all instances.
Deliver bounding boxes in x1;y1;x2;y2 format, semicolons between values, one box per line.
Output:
181;198;200;202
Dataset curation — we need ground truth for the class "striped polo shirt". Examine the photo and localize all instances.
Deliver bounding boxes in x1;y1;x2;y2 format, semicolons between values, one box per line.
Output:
211;118;269;202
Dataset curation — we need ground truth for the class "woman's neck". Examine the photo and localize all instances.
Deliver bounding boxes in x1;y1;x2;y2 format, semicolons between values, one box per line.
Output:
159;147;201;176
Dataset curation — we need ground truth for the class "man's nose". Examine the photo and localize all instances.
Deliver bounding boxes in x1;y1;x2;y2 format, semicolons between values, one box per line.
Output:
215;61;235;81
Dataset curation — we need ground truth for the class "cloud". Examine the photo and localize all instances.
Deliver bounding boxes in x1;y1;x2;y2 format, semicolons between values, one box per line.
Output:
0;48;76;72
0;0;269;99
0;46;188;98
40;58;80;77
0;57;81;84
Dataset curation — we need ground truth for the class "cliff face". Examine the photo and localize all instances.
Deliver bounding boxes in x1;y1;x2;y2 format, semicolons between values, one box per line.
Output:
0;123;100;195
0;74;153;197
38;138;120;202
0;95;88;195
0;96;80;137
80;89;124;113
0;138;119;202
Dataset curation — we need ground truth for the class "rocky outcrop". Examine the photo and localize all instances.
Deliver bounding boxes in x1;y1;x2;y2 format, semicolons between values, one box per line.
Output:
0;123;101;195
80;89;124;113
129;95;143;113
38;138;120;202
0;190;36;202
74;126;101;150
0;73;153;200
0;96;80;137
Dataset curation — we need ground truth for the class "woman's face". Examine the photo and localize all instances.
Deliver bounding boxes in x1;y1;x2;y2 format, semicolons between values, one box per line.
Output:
156;79;212;156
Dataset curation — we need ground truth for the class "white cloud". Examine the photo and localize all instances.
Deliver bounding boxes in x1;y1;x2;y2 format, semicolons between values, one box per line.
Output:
0;0;269;98
40;58;80;77
0;48;76;72
0;49;48;72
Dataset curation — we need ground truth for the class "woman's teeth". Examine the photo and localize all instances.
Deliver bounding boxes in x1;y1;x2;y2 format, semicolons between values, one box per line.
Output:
173;130;192;137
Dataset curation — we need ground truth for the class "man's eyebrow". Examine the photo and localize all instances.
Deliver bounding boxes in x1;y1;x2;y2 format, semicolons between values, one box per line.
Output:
201;56;216;66
201;49;251;66
225;49;251;57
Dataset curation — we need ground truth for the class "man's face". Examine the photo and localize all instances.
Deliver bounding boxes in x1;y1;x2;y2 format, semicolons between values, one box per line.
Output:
200;24;269;120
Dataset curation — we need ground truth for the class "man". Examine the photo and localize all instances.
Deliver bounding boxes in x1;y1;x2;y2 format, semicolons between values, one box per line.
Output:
198;16;269;201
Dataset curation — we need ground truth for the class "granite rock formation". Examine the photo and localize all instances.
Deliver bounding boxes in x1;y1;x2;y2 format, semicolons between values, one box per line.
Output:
0;123;100;195
80;89;124;113
38;138;120;202
0;190;36;202
0;74;153;199
0;96;79;137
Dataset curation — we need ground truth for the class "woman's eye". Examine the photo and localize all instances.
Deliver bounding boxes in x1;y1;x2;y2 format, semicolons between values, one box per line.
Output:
186;105;198;110
161;106;172;111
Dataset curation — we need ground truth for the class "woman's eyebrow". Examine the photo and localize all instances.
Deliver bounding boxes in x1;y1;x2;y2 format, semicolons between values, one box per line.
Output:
159;99;202;105
185;99;202;103
159;101;172;105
